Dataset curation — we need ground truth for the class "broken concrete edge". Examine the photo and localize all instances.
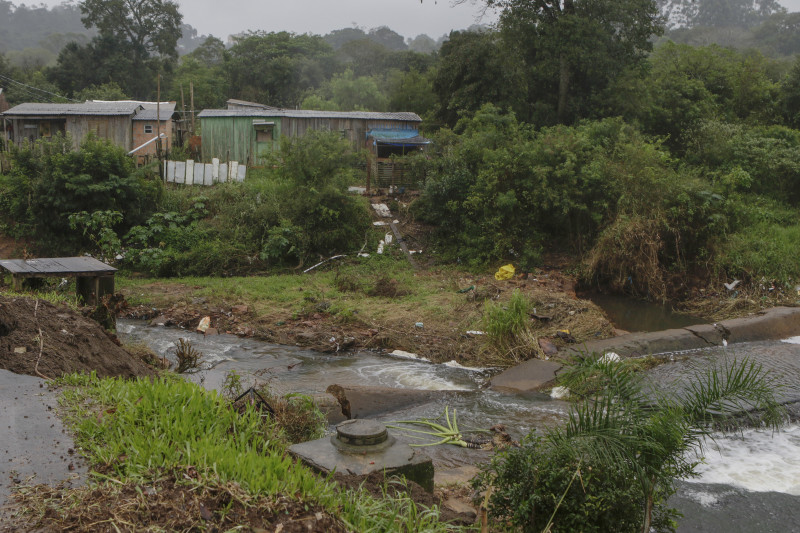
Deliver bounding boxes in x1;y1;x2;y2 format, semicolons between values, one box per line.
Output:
489;306;800;394
563;306;800;360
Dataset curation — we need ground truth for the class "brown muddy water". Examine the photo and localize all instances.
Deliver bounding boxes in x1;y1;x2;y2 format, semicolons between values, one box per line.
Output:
582;292;706;332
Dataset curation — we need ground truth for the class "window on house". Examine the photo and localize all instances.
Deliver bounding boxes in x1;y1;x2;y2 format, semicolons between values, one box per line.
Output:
144;124;153;134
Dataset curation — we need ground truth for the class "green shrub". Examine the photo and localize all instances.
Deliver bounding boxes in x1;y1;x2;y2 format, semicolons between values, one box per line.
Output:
0;134;160;254
122;131;371;276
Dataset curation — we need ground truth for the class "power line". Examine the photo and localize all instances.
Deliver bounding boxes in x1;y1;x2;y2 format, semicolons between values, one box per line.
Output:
0;74;80;103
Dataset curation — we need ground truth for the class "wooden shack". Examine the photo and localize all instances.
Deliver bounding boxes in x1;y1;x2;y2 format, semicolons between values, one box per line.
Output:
198;100;427;166
1;101;177;161
2;101;143;148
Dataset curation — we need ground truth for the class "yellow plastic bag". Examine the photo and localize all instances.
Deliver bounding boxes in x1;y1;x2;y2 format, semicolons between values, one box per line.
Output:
494;264;516;281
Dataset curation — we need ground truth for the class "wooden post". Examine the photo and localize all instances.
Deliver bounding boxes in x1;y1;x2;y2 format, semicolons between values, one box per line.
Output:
366;153;371;194
190;81;195;135
157;74;164;182
180;84;187;145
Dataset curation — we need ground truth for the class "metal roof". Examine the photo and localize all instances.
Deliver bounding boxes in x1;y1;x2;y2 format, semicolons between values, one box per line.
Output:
199;108;422;122
226;98;279;110
133;102;177;121
0;257;116;276
3;101;143;117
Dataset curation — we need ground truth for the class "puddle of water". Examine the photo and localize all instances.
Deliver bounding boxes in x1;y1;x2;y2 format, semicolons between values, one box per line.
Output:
582;292;705;332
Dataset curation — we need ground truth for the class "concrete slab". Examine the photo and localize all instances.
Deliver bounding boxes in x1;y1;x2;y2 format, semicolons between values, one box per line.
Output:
490;359;563;393
290;430;434;492
0;370;86;519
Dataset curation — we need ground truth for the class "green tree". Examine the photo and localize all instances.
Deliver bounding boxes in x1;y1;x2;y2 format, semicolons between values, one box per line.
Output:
74;81;129;102
433;30;527;126
406;34;438;54
168;55;228;111
367;26;407;51
79;0;183;62
659;0;785;29
328;69;387;111
641;43;779;147
48;34;152;97
491;0;664;124
387;67;437;116
225;31;335;107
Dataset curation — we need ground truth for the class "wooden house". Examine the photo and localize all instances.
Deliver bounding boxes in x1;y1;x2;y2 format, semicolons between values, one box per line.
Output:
1;101;177;163
198;100;430;168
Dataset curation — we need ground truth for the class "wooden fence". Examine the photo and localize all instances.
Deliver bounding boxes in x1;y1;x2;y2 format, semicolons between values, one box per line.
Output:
164;158;246;185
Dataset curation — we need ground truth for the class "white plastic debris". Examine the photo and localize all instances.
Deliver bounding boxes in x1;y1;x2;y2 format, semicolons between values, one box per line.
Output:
724;280;741;291
390;350;430;362
373;221;389;226
377;241;385;254
384;233;393;244
196;316;211;333
466;330;486;336
371;203;392;217
599;352;621;363
550;386;570;400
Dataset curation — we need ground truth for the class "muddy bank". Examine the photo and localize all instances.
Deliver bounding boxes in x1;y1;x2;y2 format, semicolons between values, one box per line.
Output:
119;266;616;367
491;306;800;393
0;295;155;379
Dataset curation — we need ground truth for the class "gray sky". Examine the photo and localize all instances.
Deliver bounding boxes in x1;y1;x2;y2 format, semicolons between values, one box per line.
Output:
174;0;495;41
25;0;800;42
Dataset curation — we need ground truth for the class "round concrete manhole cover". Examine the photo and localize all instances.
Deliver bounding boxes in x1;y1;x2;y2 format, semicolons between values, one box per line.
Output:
336;419;388;446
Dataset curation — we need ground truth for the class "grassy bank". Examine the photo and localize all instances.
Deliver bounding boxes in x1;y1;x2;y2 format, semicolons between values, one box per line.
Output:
10;373;457;531
117;255;614;367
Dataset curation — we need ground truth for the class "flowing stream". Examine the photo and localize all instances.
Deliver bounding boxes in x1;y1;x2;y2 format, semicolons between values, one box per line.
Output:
118;319;800;532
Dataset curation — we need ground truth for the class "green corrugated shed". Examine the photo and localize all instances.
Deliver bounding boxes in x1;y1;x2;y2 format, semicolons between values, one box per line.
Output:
199;114;281;164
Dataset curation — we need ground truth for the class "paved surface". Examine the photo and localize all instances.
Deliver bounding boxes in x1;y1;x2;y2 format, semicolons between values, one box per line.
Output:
0;370;86;520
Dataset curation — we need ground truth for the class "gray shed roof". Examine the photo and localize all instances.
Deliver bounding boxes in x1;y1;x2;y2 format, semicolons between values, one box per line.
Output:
3;101;143;117
226;98;279;111
199;108;422;122
0;257;116;276
133;102;178;121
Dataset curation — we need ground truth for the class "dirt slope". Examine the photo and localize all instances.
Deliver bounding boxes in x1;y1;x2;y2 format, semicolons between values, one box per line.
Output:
0;295;154;378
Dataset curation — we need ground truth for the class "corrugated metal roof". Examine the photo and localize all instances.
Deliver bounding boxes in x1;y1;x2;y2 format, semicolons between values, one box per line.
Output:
133;102;177;121
199;108;422;122
3;101;143;117
226;98;279;110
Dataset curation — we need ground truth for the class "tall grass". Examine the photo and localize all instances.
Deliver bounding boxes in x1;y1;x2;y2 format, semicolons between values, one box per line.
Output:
59;373;454;532
481;289;541;363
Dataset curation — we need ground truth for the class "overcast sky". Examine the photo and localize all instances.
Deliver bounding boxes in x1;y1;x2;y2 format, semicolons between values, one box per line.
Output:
24;0;800;42
174;0;496;41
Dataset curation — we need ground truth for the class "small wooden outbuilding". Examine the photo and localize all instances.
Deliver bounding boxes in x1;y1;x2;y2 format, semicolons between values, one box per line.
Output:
0;257;116;306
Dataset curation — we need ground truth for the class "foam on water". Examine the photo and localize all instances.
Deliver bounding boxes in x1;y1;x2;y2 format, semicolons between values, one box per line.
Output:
354;362;471;391
687;424;800;495
782;336;800;345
